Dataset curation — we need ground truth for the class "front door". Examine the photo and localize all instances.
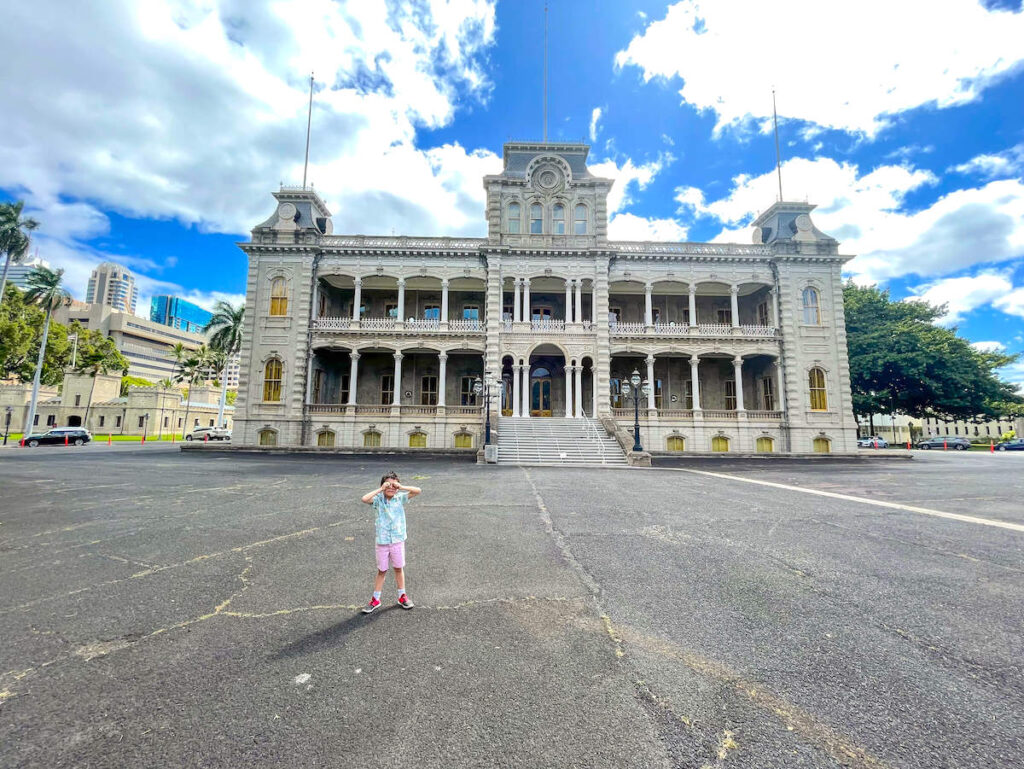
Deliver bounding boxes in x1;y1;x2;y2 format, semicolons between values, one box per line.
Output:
530;368;552;416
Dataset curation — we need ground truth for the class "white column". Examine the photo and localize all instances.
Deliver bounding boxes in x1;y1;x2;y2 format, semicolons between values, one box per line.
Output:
575;280;583;324
312;279;320;320
564;364;573;417
521;363;530;416
646;356;657;412
775;361;783;413
523;278;531;324
347;352;359;406
592;283;597;323
513;278;521;323
352;278;362;323
688;285;697;327
565;279;572;323
512;363;521;417
644;283;654;327
733;356;745;411
441;278;449;328
396;278;405;327
769;288;779;328
438;353;447;408
574;365;583;418
730;285;740;328
392;352;403;407
591;362;598;418
690;357;701;410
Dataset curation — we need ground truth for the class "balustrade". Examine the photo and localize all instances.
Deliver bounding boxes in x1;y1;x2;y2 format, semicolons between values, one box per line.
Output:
405;318;440;330
702;409;739;419
312;317;352;331
745;410;783;420
448;319;482;332
360;317;396;330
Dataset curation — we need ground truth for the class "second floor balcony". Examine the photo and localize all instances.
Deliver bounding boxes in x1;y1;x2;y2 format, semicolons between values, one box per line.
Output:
609;321;777;338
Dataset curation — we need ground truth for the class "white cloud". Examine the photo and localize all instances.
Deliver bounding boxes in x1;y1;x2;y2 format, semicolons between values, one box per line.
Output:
994;286;1024;320
615;0;1024;137
0;0;498;298
590;153;674;214
906;273;1014;325
608;212;689;242
589;107;603;142
972;341;1007;353
673;154;1024;285
951;144;1024;180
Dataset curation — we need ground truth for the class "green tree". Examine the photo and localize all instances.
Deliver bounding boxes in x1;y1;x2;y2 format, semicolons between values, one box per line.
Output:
844;281;1022;423
71;327;129;426
204;301;244;428
175;344;213;438
23;266;71;434
0;283;72;384
0;201;40;305
120;375;154;396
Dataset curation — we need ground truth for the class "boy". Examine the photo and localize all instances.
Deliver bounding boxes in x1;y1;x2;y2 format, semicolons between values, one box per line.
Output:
360;471;421;613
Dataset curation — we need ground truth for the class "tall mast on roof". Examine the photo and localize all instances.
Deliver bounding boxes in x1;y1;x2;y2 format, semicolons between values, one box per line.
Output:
772;88;784;202
302;72;314;190
543;2;548;142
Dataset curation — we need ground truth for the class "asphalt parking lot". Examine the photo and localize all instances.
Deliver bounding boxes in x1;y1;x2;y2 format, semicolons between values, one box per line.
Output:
1;449;1022;768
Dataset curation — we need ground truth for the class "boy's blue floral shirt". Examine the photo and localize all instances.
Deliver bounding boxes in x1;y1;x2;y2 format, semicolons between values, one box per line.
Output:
372;490;409;544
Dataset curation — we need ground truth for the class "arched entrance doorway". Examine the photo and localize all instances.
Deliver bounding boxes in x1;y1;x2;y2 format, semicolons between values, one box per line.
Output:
528;344;567;417
67;415;82;427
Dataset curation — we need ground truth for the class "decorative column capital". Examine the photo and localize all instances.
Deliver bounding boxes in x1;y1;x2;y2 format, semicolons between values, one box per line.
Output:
688;284;697;294
397;278;406;287
438;352;448;362
730;284;740;295
523;277;530;286
646;355;656;365
644;282;653;293
441;278;449;288
350;350;360;360
733;355;743;366
393;352;404;361
690;357;700;368
353;277;362;287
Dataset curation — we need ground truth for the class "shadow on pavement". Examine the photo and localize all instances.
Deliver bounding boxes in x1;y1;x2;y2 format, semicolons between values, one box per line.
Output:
270;605;401;660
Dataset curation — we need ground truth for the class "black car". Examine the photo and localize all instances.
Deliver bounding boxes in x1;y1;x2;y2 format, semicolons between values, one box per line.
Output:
23;427;92;447
916;435;971;451
995;438;1024;451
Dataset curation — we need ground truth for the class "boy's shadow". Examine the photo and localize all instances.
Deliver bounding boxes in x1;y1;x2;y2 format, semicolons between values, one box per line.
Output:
270;605;400;661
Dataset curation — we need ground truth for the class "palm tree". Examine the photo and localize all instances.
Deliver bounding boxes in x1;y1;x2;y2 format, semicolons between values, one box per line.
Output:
76;345;128;430
168;342;187;382
23;266;70;435
0;201;40;305
204;301;244;428
175;344;213;439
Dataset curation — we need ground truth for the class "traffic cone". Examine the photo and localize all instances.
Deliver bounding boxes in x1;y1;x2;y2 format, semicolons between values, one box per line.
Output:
990;440;994;453
204;432;208;444
141;433;145;445
171;432;175;444
906;440;911;450
65;434;68;446
107;434;111;445
943;440;948;451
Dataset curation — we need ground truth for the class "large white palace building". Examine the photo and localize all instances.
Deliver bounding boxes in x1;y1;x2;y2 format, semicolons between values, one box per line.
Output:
233;141;858;455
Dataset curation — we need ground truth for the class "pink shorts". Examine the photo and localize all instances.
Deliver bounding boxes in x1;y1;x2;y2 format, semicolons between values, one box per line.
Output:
375;541;405;571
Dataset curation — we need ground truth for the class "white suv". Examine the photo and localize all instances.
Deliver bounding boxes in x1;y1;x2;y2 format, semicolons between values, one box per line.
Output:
186;426;231;441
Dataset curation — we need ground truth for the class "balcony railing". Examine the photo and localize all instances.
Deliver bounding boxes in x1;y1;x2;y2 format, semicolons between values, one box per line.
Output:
609;408;781;420
306;404;484;416
361;317;396;330
448;319;482;332
312;317;353;331
608;322;777;338
312;316;484;333
532;319;565;332
745;410;783;420
406;318;440;330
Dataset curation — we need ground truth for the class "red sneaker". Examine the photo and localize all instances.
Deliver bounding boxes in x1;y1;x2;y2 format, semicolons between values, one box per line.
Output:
361;596;381;614
398;594;414;610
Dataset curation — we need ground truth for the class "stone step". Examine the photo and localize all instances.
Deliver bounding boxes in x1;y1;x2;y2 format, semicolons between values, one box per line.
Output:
496;416;628;467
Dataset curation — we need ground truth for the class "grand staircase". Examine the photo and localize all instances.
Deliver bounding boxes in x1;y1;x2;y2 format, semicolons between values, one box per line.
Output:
496;417;628;466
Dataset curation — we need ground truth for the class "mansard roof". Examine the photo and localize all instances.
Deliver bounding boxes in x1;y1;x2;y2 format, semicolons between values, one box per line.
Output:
500;141;593;180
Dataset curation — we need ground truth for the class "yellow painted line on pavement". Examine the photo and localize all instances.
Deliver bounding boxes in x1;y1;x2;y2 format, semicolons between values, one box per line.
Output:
668;468;1024;533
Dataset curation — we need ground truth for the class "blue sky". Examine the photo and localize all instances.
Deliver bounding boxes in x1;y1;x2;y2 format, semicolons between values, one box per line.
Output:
2;0;1023;386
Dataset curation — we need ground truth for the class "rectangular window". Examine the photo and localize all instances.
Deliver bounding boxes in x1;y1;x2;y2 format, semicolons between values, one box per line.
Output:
99;416;105;427
381;374;394;405
761;377;775;411
462;305;479;321
684;380;693;410
312;370;323;403
74;394;81;406
421;376;438;406
364;431;382;447
654;379;663;410
409;432;427;448
424;304;440;320
609;378;622;409
34;414;39;425
47;414;56;426
318;292;326;318
508;217;520;234
176;418;181;428
209;419;215;427
725;380;737;410
454;433;472;448
717;308;731;324
163;416;168;428
530;204;543;234
339;374;350;406
461;376;477;406
317;431;335;447
116;416;122;427
757;301;770;326
138;416;145;428
531;306;553;321
194;419;199;427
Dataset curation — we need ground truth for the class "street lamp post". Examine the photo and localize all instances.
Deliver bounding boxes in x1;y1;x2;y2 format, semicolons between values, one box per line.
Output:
619;368;650;453
3;405;12;446
142;412;149;444
473;371;496;445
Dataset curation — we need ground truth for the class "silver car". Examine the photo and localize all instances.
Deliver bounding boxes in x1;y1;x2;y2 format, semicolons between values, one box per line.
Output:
185;426;231;441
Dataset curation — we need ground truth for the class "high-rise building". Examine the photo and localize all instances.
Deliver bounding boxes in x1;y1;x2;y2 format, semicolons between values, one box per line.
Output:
86;262;138;314
150;295;213;334
5;254;50;290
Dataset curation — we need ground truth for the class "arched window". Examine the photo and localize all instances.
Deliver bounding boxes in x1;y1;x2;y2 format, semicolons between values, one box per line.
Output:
808;367;828;411
507;202;521;234
552;203;566;234
667;436;685;452
409;432;427;448
756;437;774;453
263;358;282;402
530;203;543;234
574;204;588;235
317;430;335;447
711;436;729;452
258;429;277;446
270;277;288;316
802;287;820;325
454;432;473;448
363;431;382;447
813;437;831;454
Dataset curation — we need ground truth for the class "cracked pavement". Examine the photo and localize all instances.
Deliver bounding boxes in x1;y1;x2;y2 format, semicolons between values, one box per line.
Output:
1;448;1023;767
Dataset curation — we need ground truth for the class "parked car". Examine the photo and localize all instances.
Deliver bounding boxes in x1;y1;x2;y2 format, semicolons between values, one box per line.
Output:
22;427;92;447
857;436;889;448
185;426;231;441
994;438;1024;451
916;436;971;450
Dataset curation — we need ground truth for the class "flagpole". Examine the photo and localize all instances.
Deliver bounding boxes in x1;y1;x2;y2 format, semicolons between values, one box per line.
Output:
772;88;783;202
302;72;314;190
543;1;548;142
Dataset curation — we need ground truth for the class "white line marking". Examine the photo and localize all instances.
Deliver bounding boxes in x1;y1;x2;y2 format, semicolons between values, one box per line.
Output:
667;467;1024;533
